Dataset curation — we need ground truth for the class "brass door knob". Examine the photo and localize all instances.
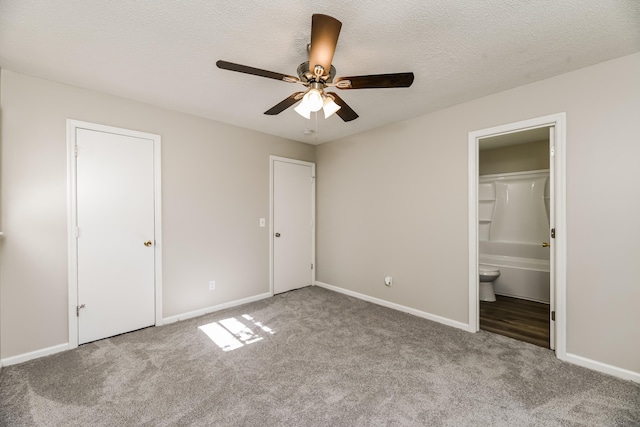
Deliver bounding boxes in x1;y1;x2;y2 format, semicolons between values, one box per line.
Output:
542;242;550;247
275;233;281;238
144;240;153;247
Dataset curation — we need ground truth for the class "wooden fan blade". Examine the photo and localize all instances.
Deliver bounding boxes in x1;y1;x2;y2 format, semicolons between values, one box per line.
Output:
264;92;305;115
308;14;342;75
335;72;414;89
326;92;358;122
216;60;299;83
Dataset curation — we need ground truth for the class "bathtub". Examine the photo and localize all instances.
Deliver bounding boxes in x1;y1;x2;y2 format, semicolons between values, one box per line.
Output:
479;241;550;303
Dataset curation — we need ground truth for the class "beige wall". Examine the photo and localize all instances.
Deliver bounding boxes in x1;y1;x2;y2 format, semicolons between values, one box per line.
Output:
3;52;640;377
0;70;314;358
316;52;640;374
479;140;549;175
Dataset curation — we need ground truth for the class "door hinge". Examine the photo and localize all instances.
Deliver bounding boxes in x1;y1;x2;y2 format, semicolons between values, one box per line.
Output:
550;145;555;157
551;228;556;239
75;227;80;238
76;304;85;317
311;263;314;270
74;145;78;157
551;311;555;321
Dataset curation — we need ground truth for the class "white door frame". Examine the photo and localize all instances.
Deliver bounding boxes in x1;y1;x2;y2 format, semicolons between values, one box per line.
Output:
467;113;567;360
66;120;163;349
269;156;316;295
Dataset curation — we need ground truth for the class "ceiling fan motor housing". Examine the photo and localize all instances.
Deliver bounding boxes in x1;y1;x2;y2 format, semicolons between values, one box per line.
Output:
297;61;335;84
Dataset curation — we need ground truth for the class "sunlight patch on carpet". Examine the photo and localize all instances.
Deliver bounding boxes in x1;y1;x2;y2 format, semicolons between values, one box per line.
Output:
198;314;275;352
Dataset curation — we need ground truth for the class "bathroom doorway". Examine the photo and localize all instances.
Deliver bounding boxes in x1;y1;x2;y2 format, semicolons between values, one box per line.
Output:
468;114;567;359
478;129;551;348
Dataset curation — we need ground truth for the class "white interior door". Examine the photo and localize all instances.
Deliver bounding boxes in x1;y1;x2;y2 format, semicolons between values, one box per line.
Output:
272;159;314;294
549;126;556;350
76;128;156;344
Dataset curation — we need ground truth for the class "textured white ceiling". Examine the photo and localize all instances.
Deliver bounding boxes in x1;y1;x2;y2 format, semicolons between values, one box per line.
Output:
1;1;639;144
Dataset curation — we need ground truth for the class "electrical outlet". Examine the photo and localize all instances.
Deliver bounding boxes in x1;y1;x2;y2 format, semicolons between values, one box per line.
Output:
209;281;216;290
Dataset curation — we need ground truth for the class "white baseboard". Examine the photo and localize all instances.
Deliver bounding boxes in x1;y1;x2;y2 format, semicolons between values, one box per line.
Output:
315;281;472;332
1;343;69;367
566;353;640;384
162;292;272;325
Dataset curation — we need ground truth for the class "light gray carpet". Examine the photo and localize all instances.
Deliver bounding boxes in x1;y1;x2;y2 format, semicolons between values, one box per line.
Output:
1;286;639;426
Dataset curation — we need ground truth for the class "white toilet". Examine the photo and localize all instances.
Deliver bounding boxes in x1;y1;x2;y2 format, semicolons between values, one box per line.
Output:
479;264;501;302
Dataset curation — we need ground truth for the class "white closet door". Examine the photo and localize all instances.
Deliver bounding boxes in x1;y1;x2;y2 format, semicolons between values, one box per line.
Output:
273;159;314;294
76;128;156;344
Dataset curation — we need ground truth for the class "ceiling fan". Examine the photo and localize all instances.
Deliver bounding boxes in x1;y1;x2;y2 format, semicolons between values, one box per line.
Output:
216;14;414;122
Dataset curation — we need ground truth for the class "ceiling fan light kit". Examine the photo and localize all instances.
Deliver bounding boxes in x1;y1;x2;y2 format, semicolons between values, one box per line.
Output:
216;14;414;123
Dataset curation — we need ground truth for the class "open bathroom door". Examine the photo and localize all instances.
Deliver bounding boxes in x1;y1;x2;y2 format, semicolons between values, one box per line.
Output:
549;126;556;350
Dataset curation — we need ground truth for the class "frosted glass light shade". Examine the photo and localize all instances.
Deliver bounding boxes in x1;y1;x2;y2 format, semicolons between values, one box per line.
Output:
322;97;341;118
294;102;311;119
303;90;323;112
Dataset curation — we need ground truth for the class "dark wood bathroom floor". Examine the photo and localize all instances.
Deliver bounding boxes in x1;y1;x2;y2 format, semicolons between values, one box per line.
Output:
480;295;550;348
